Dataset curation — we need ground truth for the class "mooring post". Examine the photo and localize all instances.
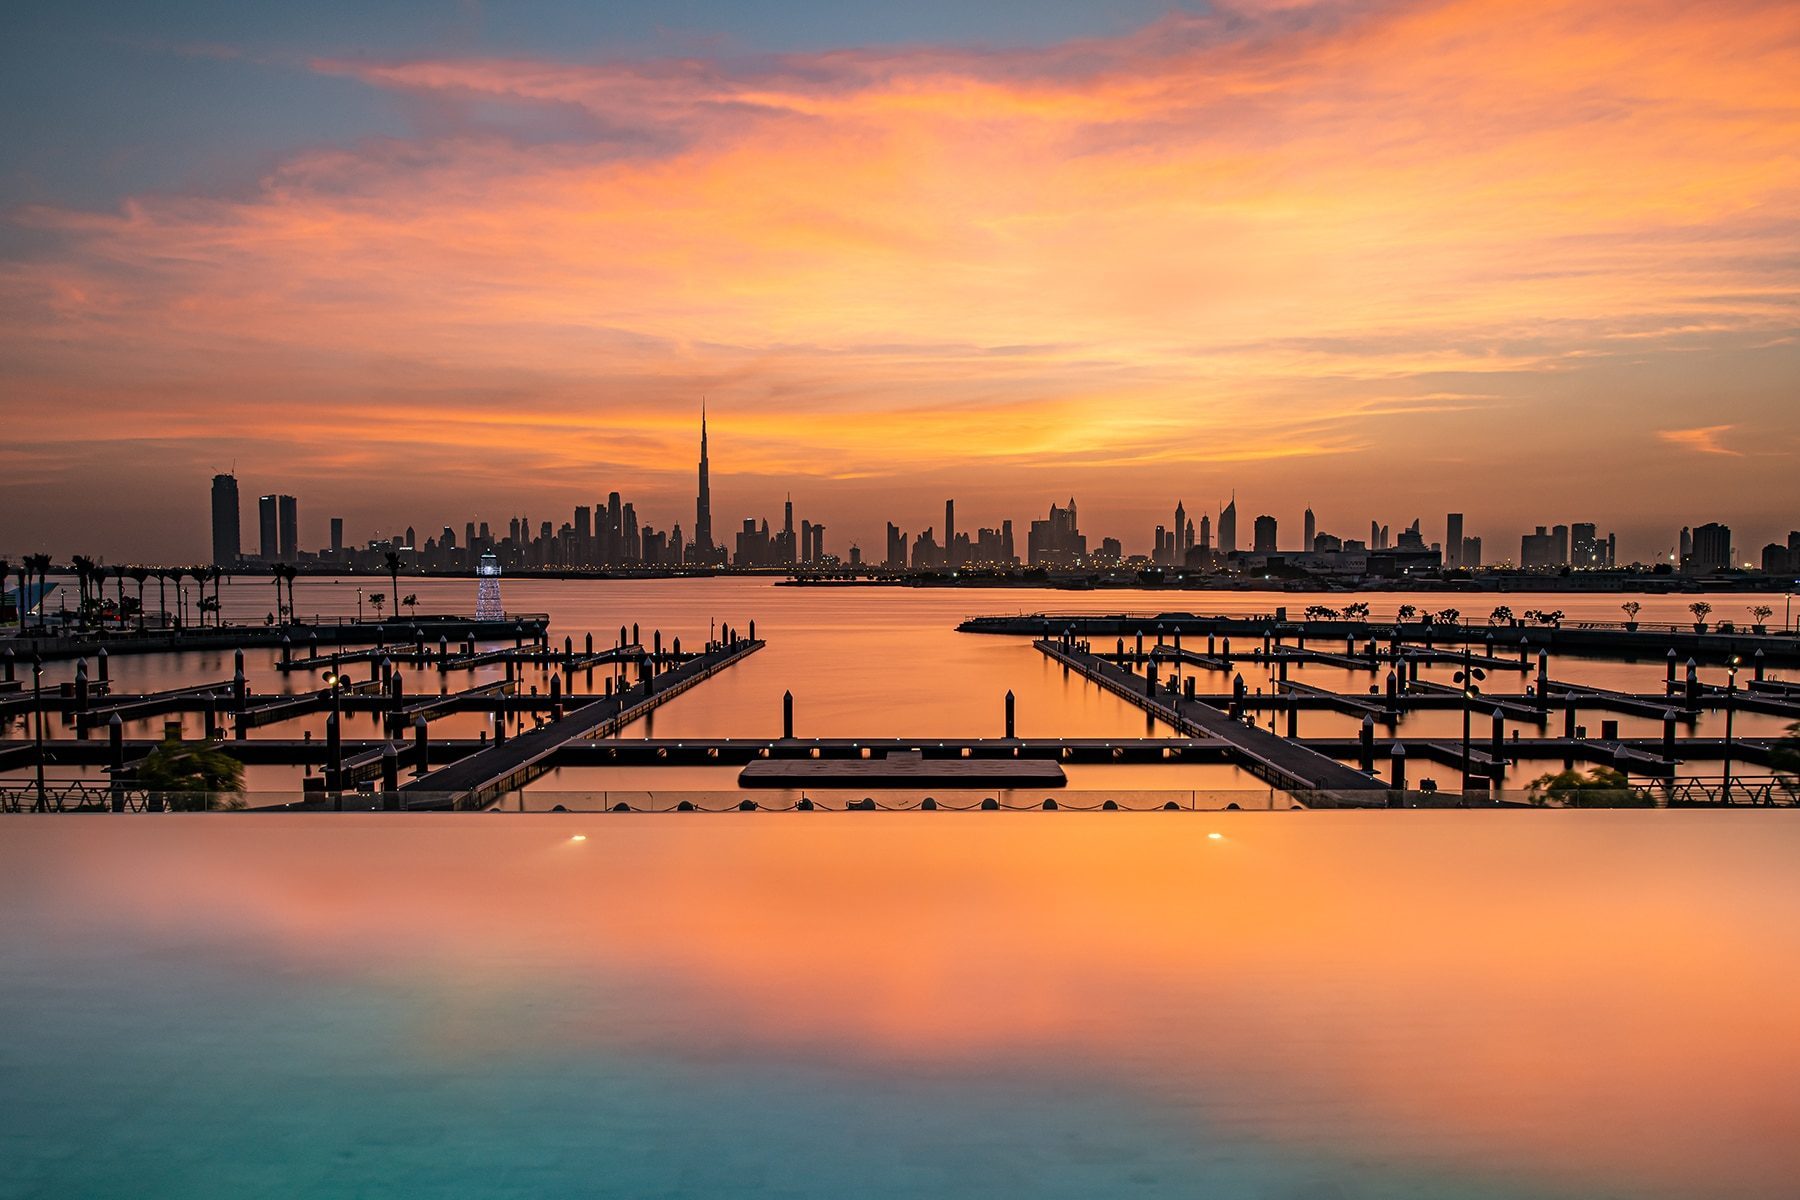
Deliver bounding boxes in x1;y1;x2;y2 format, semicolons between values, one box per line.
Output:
381;744;399;803
494;711;507;746
414;716;430;774
1536;650;1549;706
550;673;563;718
1359;715;1375;772
585;632;594;656
1386;669;1399;710
783;690;794;739
74;659;89;713
1684;659;1699;708
1662;709;1677;763
749;619;756;642
1753;649;1765;683
280;635;291;667
109;712;125;774
1389;742;1407;795
1220;636;1231;666
1286;702;1298;738
325;710;342;794
97;647;109;685
1004;690;1016;739
1231;672;1246;717
233;667;247;710
1490;708;1505;778
632;622;640;647
1665;648;1677;692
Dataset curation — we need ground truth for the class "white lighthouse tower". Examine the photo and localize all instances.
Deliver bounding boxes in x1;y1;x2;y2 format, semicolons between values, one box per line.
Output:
474;551;504;620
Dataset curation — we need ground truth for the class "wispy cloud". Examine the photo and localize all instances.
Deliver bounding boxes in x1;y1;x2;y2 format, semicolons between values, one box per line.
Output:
1656;425;1742;456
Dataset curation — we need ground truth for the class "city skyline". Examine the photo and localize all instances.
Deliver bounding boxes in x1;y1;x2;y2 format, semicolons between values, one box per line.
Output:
177;414;1790;574
4;1;1798;561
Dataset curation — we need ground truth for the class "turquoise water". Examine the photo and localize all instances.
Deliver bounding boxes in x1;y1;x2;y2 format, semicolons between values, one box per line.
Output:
6;813;1798;1198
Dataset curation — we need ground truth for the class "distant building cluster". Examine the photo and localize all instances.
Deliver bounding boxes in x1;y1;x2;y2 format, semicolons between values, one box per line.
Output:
206;422;1796;583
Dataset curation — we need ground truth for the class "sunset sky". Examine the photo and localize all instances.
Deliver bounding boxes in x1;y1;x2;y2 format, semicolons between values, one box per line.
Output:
3;0;1797;563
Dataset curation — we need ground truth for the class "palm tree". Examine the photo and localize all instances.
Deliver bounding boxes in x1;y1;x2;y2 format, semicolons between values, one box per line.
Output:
369;591;386;619
280;564;299;624
170;568;188;629
269;564;285;622
113;565;127;626
70;555;96;624
129;567;149;632
383;550;402;624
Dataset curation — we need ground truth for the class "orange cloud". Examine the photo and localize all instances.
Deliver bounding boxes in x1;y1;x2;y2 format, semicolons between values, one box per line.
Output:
1657;425;1742;456
2;0;1798;558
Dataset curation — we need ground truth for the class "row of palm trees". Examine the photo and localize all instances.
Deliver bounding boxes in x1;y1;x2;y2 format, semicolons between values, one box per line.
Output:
3;551;414;632
3;558;252;632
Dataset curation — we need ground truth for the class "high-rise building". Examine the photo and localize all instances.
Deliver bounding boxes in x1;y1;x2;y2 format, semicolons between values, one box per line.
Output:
277;495;298;561
1303;507;1315;555
1521;526;1564;569
1445;513;1464;568
1253;515;1277;553
885;523;907;569
1219;496;1237;555
1174;502;1187;557
693;405;715;563
258;495;279;561
945;500;957;569
1688;523;1731;574
330;517;344;556
1198;513;1211;551
1461;536;1483;568
1027;499;1086;565
210;473;240;566
1571;522;1601;567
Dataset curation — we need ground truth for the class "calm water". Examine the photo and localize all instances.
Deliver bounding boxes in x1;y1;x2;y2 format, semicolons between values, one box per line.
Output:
5;813;1798;1198
9;578;1796;795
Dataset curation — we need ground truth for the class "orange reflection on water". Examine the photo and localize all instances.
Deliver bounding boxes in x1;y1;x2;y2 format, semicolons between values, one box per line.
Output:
14;813;1800;1198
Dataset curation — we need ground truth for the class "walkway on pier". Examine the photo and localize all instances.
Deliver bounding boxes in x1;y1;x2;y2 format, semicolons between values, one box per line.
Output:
400;639;763;807
1036;640;1380;794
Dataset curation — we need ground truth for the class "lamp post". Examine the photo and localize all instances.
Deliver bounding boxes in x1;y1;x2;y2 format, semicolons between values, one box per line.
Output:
31;654;46;811
322;668;345;806
1721;656;1738;803
1453;643;1485;790
356;588;364;624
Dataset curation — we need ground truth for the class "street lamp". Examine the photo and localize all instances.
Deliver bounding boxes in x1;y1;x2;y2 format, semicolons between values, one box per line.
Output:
1722;656;1738;803
1454;643;1486;790
31;654;45;811
321;668;345;804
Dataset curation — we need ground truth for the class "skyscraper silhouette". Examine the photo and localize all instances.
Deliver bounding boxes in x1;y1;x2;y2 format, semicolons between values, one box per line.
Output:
210;473;240;566
1219;494;1237;555
693;404;714;562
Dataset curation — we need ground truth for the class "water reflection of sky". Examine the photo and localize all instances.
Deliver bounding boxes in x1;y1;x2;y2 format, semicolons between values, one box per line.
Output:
7;815;1799;1198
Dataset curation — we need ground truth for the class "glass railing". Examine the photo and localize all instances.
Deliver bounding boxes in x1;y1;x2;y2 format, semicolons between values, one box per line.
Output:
4;783;1794;813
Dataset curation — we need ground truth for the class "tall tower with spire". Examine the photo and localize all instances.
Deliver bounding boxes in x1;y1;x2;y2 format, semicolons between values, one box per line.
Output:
693;404;714;563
